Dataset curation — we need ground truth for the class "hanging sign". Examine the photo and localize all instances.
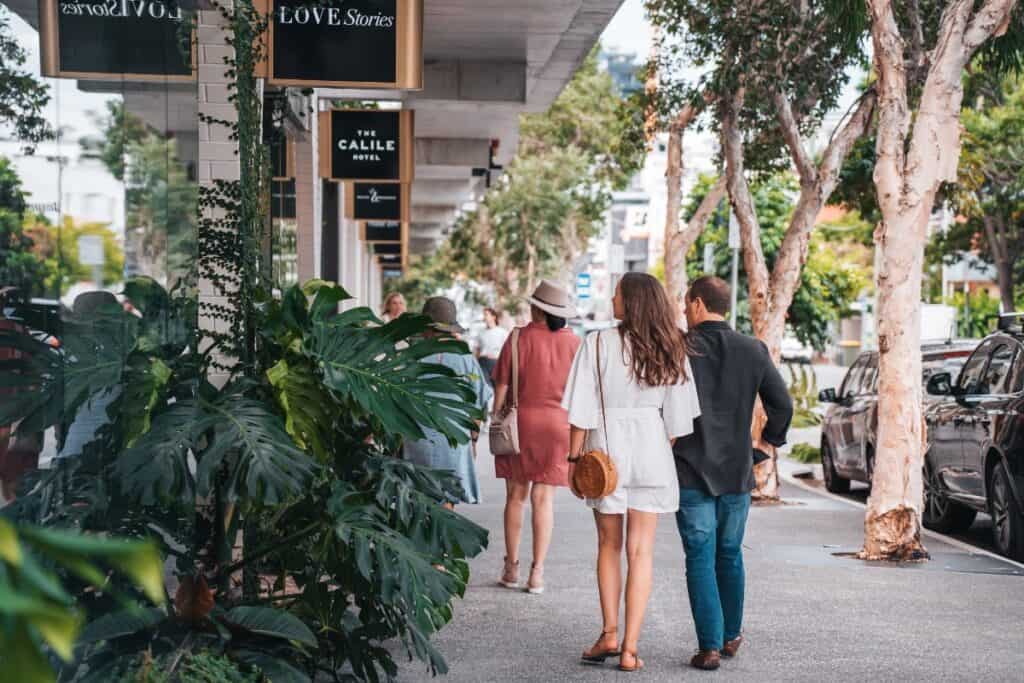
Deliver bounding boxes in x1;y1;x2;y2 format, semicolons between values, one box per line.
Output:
319;109;414;182
266;0;423;89
346;182;409;221
38;0;195;81
361;222;402;243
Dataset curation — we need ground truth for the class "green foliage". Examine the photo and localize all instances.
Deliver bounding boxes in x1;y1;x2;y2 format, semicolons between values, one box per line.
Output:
1;276;487;682
946;289;1001;338
0;519;164;683
686;174;868;349
789;443;822;464
786;363;822;428
0;157;56;300
0;8;53;153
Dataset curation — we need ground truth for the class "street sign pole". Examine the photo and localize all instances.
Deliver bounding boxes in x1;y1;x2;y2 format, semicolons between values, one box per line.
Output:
728;210;740;328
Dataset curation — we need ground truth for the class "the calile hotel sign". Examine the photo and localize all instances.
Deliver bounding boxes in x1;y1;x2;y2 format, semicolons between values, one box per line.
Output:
39;0;195;81
319;109;414;182
265;0;423;89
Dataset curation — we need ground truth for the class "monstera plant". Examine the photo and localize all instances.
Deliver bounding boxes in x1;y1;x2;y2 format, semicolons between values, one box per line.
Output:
0;277;488;682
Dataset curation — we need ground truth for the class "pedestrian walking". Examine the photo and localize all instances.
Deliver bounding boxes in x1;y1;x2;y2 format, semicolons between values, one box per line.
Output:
403;297;492;506
491;280;581;594
381;292;407;322
673;276;793;670
562;272;701;673
476;307;508;389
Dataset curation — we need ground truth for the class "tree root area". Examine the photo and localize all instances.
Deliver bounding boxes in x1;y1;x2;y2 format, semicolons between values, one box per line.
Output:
859;507;931;563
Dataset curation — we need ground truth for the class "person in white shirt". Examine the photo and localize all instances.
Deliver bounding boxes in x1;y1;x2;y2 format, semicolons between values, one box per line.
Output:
476;307;508;388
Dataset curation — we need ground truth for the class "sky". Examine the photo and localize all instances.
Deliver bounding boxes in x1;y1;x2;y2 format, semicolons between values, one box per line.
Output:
601;0;653;59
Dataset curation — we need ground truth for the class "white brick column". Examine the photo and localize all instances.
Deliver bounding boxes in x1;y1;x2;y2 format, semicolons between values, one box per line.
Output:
197;5;239;383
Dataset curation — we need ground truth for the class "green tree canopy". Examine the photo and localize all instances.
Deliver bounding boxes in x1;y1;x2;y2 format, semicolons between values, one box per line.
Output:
685;173;869;350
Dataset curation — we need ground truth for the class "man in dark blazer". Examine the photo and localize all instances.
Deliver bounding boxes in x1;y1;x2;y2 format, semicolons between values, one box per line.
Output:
673;276;793;671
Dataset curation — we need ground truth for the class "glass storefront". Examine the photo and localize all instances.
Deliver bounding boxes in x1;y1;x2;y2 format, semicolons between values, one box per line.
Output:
0;2;198;505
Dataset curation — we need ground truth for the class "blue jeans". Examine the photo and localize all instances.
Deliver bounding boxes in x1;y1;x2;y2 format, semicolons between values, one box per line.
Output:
675;487;752;651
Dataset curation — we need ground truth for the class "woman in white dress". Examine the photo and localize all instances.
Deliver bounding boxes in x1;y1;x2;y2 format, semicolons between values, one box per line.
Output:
562;272;701;672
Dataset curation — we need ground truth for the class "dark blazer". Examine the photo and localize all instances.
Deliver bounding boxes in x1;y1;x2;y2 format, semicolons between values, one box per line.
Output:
673;320;793;495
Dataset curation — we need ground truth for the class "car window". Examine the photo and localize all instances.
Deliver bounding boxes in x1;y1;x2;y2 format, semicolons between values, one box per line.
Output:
957;341;994;395
841;357;867;398
861;357;879;394
1009;346;1024;393
977;344;1016;395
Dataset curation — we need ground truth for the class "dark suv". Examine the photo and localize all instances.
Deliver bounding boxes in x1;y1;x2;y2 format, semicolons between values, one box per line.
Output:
818;341;976;496
923;315;1024;561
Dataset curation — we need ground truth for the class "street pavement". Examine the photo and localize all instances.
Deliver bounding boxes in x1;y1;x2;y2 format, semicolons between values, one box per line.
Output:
406;439;1024;682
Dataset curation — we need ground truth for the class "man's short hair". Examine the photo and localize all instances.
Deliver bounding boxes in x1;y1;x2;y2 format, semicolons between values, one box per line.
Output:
687;275;731;315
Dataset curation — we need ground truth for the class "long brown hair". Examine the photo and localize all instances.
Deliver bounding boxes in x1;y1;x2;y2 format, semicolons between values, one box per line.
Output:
617;272;689;386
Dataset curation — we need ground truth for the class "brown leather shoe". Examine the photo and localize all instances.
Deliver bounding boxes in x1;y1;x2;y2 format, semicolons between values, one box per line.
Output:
690;650;721;670
722;635;743;658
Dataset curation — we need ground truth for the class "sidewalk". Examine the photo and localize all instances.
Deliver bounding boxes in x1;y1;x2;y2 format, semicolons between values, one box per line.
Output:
409;457;1024;682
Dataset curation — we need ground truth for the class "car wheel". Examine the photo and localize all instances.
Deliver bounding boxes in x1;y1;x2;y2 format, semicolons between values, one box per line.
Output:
922;460;977;533
821;440;850;494
989;462;1024;562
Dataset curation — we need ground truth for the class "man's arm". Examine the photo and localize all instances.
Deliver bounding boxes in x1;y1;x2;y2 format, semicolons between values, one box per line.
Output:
758;345;793;447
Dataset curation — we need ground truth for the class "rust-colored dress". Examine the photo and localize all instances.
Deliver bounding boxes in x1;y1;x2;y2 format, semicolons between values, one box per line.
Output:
492;322;581;486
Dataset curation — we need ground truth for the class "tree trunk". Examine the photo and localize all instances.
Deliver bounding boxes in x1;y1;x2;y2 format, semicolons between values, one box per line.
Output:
863;0;1018;561
663;103;703;312
982;214;1017;312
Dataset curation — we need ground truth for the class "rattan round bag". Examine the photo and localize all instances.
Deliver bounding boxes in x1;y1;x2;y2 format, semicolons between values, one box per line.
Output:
571;449;618;499
569;331;619;500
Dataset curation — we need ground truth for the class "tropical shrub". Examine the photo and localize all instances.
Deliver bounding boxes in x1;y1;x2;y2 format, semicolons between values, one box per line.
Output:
1;277;488;682
786;363;822;429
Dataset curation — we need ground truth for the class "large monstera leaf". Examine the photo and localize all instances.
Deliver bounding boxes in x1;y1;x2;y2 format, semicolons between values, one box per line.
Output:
118;390;317;506
305;314;483;444
0;305;137;433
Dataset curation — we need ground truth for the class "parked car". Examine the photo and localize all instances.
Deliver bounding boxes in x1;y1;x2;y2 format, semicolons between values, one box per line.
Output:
818;340;977;497
922;314;1024;560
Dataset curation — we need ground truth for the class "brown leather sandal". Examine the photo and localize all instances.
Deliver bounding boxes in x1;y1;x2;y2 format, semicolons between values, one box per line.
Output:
619;650;644;672
581;628;621;663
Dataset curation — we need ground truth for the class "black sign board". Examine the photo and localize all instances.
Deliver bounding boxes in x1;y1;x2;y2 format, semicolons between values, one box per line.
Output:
374;243;401;256
363;222;402;242
40;0;194;81
348;183;402;221
320;110;413;182
267;0;423;88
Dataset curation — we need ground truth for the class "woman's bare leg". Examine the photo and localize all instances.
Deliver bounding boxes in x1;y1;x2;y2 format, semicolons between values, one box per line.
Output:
504;480;531;565
621;509;658;667
529;483;555;569
588;511;624;654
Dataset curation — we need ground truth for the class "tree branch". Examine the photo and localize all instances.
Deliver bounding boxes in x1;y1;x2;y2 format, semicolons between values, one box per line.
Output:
773;91;816;183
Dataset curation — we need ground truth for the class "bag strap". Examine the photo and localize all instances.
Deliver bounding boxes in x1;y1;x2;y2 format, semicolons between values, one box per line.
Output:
510;328;520;408
596;331;610;450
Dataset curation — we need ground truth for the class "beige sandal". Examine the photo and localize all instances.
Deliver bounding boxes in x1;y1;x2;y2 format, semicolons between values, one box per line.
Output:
499;557;519;589
524;562;544;595
581;627;621;663
619;650;645;673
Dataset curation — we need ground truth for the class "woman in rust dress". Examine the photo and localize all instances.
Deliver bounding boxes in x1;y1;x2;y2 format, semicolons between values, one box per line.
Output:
492;280;581;594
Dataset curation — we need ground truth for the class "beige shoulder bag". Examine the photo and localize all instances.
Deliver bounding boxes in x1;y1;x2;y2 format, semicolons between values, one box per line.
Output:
488;328;521;456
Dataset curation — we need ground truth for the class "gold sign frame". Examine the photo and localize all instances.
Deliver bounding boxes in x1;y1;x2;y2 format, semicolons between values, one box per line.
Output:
39;0;198;82
261;0;423;89
319;109;415;183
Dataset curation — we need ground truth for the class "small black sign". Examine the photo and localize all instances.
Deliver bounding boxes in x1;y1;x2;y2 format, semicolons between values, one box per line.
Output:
374;243;401;256
364;222;401;242
271;0;397;85
353;183;402;221
47;0;192;78
330;110;401;181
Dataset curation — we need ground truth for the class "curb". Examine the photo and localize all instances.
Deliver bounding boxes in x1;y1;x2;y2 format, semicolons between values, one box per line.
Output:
777;462;1024;572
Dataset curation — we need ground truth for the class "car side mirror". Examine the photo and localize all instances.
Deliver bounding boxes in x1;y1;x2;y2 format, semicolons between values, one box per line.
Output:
818;388;838;403
926;372;953;396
